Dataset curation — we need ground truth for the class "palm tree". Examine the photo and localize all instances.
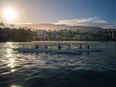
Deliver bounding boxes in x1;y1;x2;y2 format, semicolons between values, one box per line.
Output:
10;24;15;29
0;22;5;28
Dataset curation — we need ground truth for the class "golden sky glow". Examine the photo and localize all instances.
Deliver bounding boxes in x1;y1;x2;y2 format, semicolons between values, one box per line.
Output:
0;0;116;28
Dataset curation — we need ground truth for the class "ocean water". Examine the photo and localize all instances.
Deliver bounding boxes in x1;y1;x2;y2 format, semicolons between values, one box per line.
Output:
0;41;116;87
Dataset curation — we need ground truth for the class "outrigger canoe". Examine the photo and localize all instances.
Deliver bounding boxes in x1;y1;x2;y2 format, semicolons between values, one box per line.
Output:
13;47;103;53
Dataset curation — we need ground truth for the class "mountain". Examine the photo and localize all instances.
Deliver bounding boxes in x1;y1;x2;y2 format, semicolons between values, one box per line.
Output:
15;23;104;33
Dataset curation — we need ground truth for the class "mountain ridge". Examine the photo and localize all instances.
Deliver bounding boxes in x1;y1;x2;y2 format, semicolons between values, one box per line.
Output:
15;23;104;32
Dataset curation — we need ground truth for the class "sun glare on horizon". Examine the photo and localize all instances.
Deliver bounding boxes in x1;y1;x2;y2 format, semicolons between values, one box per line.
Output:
3;7;17;22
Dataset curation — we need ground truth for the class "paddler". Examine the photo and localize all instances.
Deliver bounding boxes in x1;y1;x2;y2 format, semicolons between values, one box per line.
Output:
87;44;90;49
45;44;48;49
35;44;39;49
79;44;82;49
58;44;62;50
67;44;70;49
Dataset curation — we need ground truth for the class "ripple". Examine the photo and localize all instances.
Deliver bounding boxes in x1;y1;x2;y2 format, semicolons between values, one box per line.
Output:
0;41;116;87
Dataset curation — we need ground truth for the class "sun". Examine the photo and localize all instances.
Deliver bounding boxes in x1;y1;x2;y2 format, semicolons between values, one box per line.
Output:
3;7;17;21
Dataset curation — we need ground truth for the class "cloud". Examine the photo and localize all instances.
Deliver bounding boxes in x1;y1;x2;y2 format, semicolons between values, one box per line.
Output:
54;17;116;29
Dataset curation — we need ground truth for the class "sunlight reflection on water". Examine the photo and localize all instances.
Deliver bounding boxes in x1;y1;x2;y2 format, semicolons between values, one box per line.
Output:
2;42;18;74
11;85;21;87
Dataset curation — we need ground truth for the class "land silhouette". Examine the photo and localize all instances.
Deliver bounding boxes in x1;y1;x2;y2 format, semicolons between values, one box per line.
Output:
0;22;116;42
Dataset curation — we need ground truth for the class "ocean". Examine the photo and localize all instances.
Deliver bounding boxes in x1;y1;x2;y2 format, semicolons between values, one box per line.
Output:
0;41;116;87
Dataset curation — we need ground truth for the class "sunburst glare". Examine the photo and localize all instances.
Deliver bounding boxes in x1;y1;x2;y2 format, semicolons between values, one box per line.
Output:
3;7;17;21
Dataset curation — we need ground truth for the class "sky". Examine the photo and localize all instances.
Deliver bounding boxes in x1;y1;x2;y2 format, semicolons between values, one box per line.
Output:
0;0;116;28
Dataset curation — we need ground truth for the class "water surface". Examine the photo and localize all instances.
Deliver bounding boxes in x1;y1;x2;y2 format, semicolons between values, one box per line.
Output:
0;41;116;87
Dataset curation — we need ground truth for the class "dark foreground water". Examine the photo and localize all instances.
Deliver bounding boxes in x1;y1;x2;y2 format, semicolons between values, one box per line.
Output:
0;41;116;87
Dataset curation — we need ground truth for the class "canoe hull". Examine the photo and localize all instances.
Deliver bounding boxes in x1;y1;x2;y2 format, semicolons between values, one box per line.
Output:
14;48;103;53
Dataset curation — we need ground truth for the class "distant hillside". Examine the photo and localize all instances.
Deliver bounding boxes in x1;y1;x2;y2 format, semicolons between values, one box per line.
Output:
15;23;104;33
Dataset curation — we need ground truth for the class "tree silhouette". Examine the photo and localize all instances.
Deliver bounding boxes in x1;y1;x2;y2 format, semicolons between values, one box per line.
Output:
0;22;5;28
